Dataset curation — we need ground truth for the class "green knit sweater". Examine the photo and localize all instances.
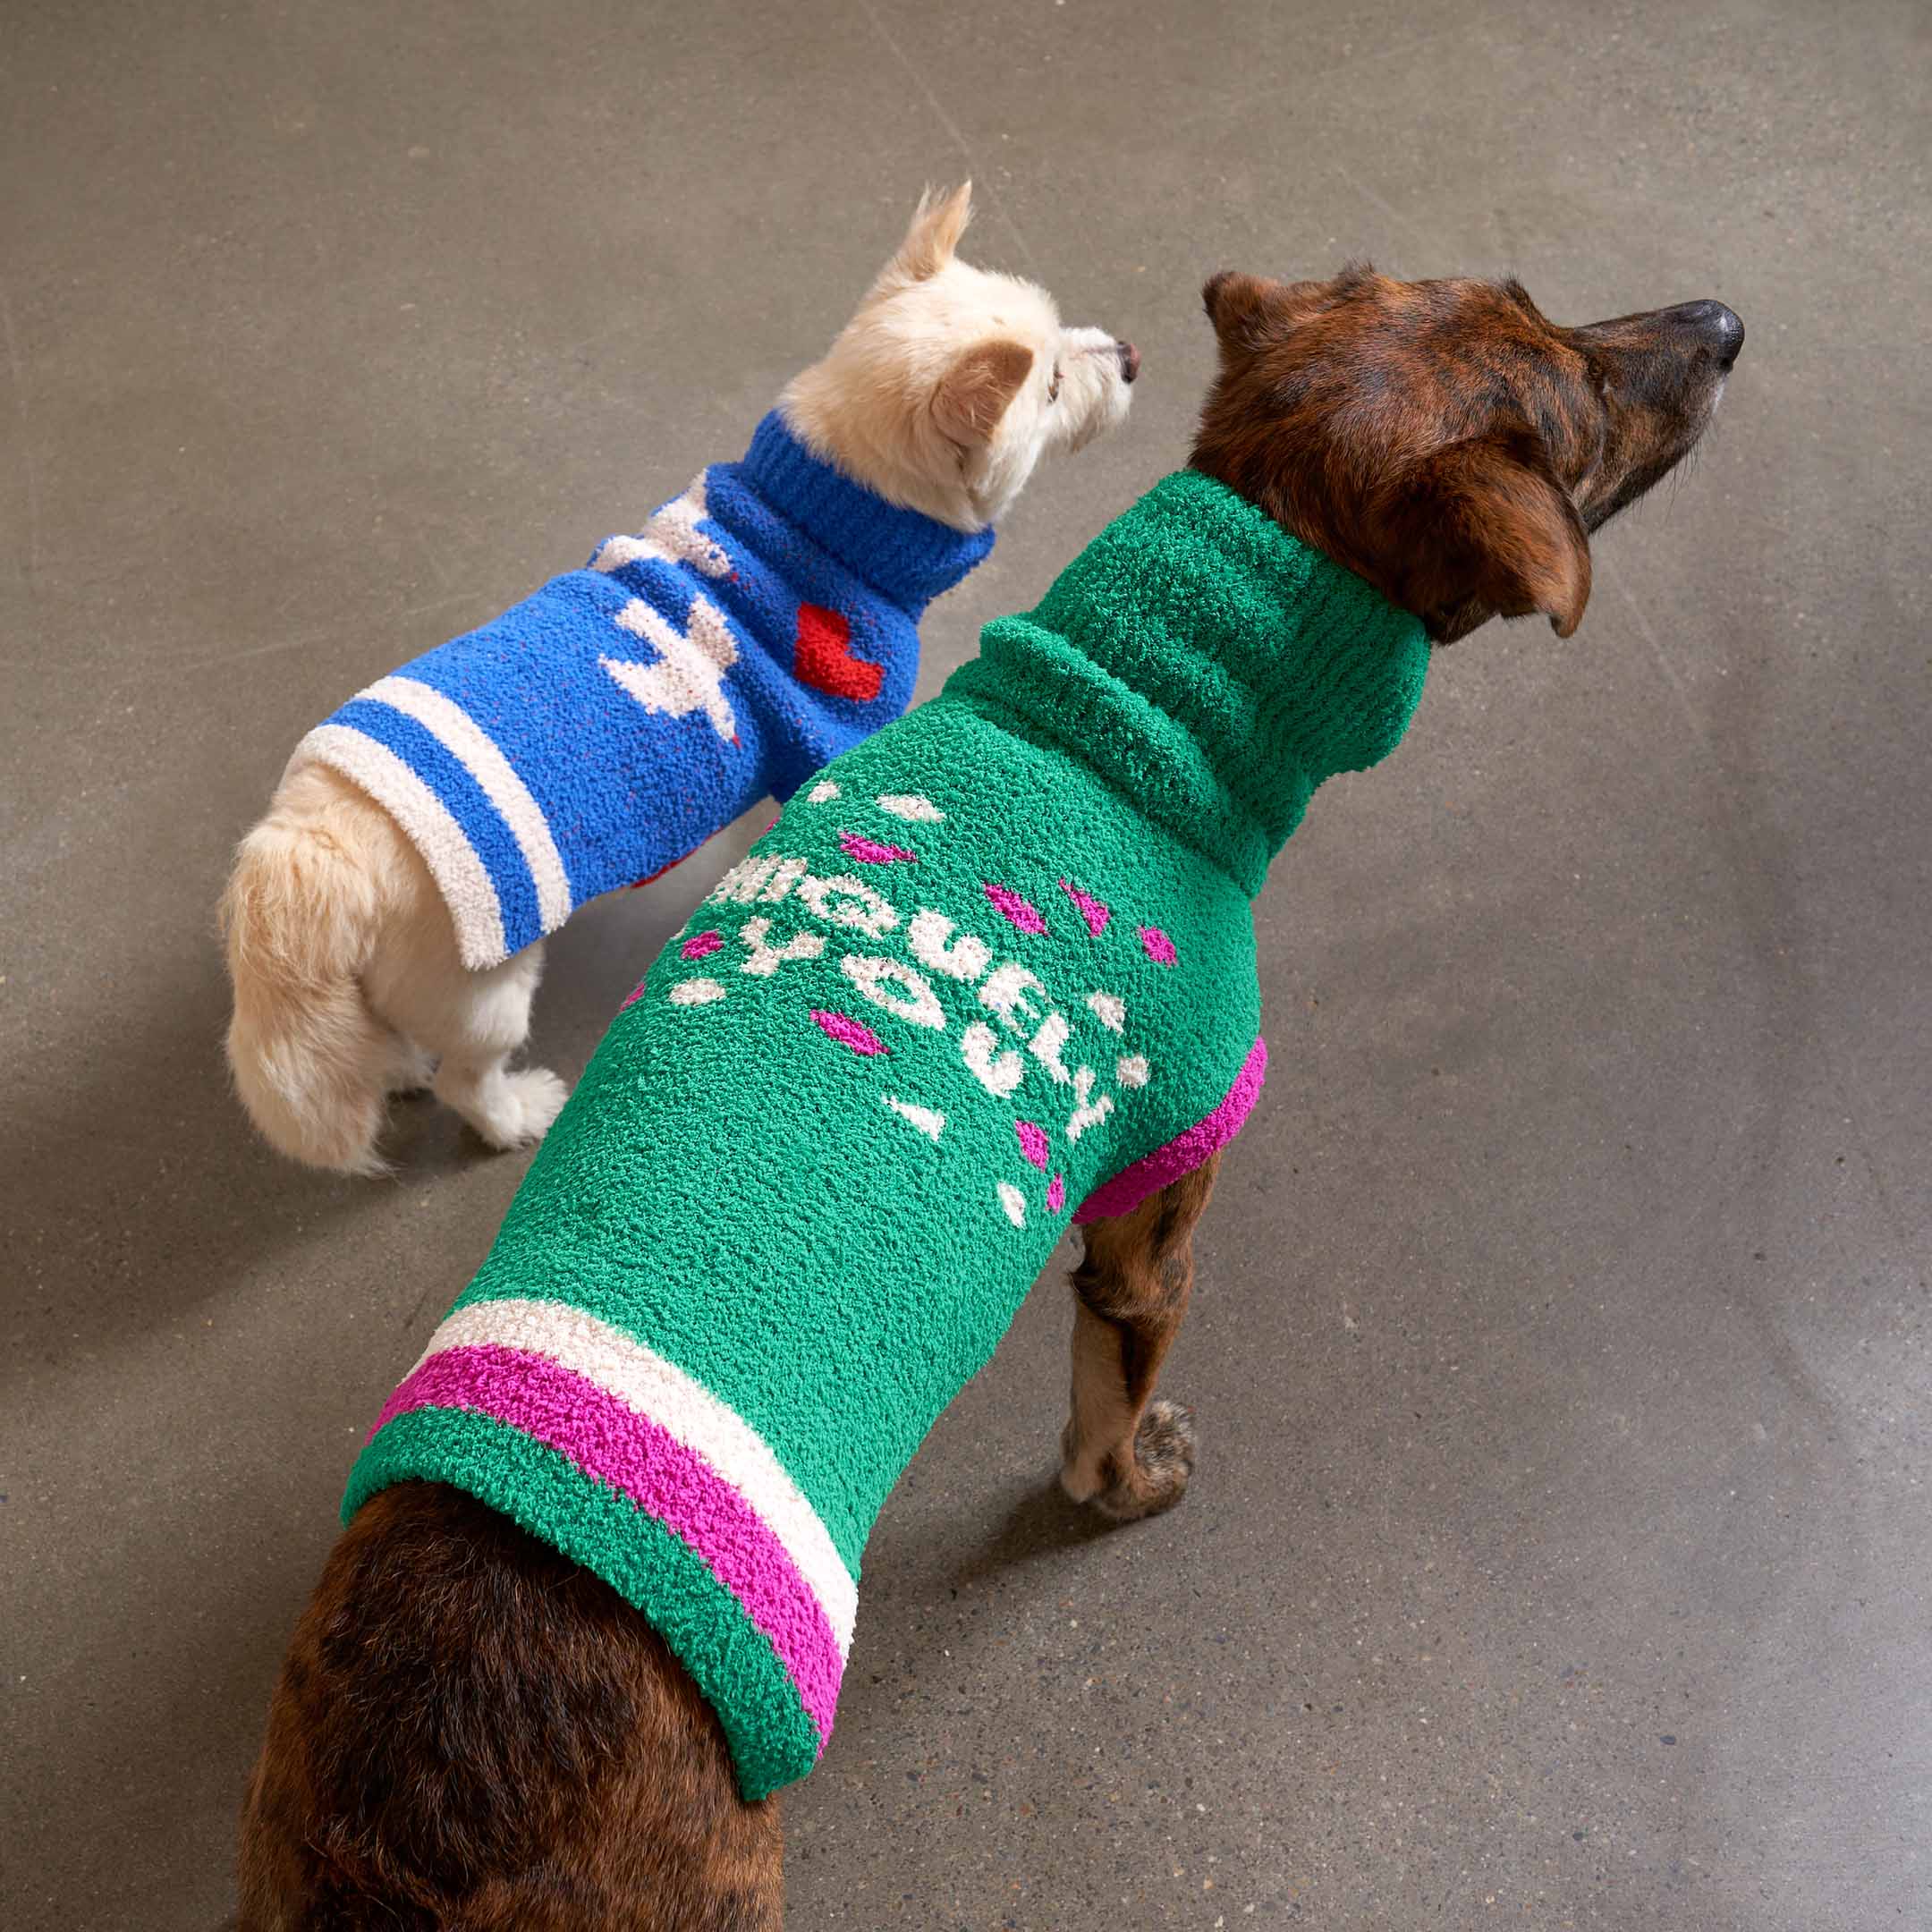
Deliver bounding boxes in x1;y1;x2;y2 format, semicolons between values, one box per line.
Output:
344;470;1430;1799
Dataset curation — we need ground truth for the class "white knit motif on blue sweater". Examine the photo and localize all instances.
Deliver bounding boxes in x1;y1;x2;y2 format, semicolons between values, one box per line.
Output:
288;414;995;968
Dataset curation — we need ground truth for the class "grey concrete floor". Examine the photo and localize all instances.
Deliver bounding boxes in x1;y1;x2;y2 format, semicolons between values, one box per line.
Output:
4;0;1927;1926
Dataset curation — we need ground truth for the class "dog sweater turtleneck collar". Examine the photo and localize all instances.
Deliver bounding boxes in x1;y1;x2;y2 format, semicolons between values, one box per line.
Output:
287;411;995;969
949;466;1429;894
343;470;1430;1801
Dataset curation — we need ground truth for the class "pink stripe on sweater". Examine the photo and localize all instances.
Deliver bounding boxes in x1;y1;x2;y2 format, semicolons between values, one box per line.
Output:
1072;1037;1267;1225
372;1344;842;1741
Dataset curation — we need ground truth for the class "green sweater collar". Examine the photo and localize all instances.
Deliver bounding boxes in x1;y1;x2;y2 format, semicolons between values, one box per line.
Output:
945;469;1430;897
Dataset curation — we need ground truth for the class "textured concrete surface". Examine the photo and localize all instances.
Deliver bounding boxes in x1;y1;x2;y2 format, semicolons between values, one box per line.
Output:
4;0;1927;1925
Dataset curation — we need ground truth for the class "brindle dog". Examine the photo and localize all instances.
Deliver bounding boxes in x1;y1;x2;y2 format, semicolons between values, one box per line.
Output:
238;267;1741;1929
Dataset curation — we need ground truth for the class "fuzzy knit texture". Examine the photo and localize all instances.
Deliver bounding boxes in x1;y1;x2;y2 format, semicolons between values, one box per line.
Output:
345;469;1431;1799
287;412;996;968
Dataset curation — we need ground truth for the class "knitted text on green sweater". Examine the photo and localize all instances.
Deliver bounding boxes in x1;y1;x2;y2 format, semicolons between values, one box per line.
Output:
345;470;1430;1799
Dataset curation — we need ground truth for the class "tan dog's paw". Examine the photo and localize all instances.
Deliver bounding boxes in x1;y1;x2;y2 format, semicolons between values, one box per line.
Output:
1063;1399;1198;1522
387;1045;438;1097
473;1066;570;1150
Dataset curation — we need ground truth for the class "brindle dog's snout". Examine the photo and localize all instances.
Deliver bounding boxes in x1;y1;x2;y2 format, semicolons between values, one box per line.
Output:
1664;299;1745;370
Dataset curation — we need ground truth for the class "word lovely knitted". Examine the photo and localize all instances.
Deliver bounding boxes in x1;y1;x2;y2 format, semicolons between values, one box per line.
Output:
345;470;1431;1800
286;413;995;969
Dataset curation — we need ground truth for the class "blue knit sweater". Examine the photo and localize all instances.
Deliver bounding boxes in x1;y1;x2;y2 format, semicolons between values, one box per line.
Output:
288;414;996;968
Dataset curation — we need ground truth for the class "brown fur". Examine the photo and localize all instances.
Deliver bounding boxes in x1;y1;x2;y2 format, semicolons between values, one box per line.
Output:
240;264;1738;1928
1192;266;1738;641
239;1484;781;1930
1059;1156;1219;1519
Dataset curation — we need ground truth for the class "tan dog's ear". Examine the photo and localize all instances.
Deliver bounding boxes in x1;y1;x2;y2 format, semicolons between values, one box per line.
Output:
1377;426;1591;641
933;340;1034;447
893;182;974;282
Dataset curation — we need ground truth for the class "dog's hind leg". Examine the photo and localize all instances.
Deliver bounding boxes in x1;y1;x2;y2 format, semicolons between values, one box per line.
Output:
1058;1155;1220;1521
412;941;566;1153
360;862;567;1154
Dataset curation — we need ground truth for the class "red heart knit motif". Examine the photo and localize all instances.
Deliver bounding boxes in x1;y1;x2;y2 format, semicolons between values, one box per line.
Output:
793;603;884;702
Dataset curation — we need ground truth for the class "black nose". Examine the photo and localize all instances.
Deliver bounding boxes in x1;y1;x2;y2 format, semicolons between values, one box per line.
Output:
1674;299;1744;370
1115;339;1140;385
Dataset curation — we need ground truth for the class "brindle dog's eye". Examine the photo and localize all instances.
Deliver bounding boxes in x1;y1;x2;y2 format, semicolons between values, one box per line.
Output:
1047;365;1063;402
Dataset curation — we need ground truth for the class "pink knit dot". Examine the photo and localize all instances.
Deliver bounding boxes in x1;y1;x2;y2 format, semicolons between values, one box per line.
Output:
1137;925;1178;966
983;883;1046;934
1015;1121;1049;1170
809;1008;886;1055
1059;879;1111;937
618;973;650;1012
1046;1173;1065;1215
680;929;724;961
839;830;919;866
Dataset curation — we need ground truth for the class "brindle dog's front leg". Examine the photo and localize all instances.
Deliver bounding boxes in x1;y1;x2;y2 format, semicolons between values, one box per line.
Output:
1058;1154;1220;1521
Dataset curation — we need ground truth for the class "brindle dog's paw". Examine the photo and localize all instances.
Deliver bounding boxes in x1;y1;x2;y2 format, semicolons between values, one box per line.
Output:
1084;1399;1198;1522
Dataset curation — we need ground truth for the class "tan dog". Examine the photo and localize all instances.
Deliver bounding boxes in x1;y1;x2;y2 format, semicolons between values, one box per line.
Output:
237;267;1739;1928
220;185;1136;1175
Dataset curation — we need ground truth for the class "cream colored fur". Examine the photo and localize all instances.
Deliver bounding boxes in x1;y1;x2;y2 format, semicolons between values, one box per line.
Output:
221;185;1134;1174
782;184;1135;530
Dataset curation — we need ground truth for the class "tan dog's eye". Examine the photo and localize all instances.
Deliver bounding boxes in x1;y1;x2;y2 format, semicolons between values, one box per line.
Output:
1047;365;1063;402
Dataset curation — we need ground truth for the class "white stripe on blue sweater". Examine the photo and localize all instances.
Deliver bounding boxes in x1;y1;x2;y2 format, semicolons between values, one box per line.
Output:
360;676;574;934
289;723;508;964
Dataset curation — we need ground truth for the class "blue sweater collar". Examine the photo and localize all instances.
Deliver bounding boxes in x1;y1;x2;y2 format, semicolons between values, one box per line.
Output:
746;411;995;614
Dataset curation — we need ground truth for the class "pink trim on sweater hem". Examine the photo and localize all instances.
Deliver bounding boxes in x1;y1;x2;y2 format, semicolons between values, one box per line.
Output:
1072;1037;1267;1225
372;1344;842;1741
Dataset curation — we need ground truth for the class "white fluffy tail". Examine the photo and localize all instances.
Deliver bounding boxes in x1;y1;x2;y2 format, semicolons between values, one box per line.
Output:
221;777;402;1174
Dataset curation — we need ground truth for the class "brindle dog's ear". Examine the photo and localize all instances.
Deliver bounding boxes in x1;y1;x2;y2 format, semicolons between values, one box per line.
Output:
1202;272;1292;348
1204;269;1348;348
1377;425;1591;642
